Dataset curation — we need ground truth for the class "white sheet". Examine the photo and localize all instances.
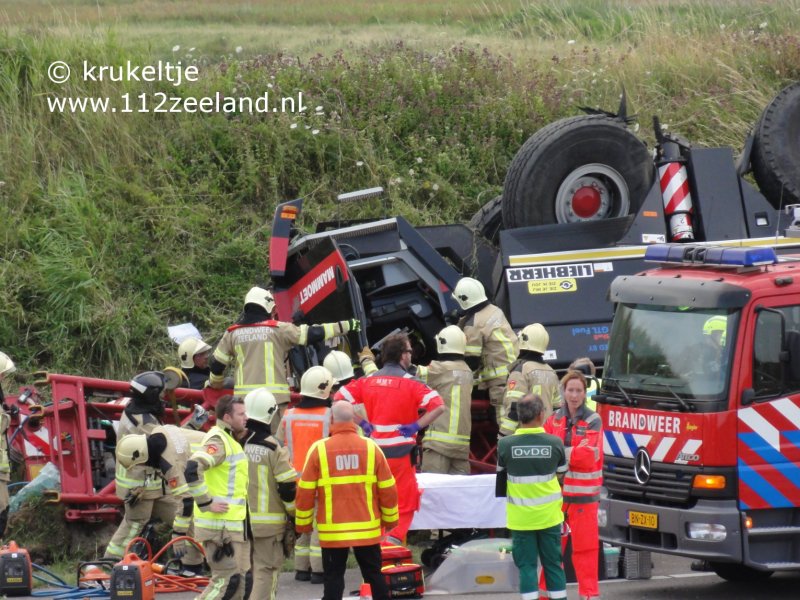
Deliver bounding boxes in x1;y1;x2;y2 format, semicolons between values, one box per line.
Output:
409;473;507;530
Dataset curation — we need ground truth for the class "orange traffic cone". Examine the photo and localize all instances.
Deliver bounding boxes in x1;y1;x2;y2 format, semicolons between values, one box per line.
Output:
359;582;373;599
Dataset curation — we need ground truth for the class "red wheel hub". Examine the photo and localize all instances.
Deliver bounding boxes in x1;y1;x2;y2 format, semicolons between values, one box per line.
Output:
571;185;602;218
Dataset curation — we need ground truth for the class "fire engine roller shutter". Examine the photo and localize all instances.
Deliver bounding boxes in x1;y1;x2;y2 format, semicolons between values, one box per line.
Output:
502;114;654;229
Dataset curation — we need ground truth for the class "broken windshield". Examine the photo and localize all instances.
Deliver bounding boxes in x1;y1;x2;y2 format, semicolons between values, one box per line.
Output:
604;304;738;401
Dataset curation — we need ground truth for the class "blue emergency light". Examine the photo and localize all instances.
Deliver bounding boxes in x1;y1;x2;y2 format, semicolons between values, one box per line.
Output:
644;244;778;267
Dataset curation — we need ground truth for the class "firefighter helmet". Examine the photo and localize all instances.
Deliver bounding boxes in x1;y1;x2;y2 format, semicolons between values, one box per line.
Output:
323;351;354;383
129;371;166;408
519;323;549;353
243;388;278;425
452;277;487;310
244;286;275;313
116;434;149;469
0;352;15;377
178;338;212;369
436;325;466;355
300;366;334;400
703;315;727;346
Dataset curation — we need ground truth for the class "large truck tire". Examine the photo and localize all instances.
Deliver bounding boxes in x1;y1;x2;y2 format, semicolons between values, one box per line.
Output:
468;195;504;245
751;82;800;209
502;115;654;229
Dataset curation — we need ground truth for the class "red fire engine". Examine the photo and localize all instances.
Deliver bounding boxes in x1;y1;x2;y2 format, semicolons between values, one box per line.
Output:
598;243;800;582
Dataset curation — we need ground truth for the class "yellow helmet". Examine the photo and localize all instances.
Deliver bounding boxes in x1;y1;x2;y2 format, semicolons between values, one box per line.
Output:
300;366;334;400
178;338;212;369
436;325;466;355
519;323;549;353
243;388;278;425
244;286;275;313
116;434;148;469
703;315;727;346
323;351;354;383
0;352;16;377
452;277;487;310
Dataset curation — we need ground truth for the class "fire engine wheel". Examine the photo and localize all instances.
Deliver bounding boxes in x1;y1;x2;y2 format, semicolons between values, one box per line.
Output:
468;195;504;244
709;562;773;582
751;81;800;208
502;115;653;228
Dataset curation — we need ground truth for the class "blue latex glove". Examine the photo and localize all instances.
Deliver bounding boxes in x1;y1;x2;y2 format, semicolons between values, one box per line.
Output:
359;420;374;437
398;422;421;438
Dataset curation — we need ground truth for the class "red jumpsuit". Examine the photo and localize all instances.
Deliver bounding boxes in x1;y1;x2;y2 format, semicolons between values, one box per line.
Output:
544;404;603;598
335;362;443;543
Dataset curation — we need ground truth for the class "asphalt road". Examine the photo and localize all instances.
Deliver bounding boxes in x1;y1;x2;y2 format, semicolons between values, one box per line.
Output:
26;552;800;599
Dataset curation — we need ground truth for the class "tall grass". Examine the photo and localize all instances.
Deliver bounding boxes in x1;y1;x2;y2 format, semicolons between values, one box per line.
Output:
1;1;799;378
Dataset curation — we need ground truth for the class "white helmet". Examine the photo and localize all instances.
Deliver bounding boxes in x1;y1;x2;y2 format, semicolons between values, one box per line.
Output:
244;388;278;425
244;286;275;313
300;366;334;400
116;434;148;469
452;277;487;310
323;351;354;383
0;352;16;377
178;338;212;369
519;323;549;353
436;325;466;355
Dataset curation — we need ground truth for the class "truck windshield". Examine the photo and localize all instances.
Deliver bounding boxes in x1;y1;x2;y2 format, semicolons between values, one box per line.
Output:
605;304;738;401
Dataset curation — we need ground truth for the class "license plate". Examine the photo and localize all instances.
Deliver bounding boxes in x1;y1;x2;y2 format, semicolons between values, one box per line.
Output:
628;510;658;530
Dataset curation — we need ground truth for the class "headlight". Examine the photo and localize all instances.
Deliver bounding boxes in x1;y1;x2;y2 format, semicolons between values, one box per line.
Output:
687;523;727;541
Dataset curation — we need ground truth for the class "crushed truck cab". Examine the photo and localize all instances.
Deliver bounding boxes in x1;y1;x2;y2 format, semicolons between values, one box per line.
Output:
598;244;800;581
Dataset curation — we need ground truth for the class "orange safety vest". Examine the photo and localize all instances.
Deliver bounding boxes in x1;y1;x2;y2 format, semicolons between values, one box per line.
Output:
281;405;331;472
295;422;399;548
544;405;603;503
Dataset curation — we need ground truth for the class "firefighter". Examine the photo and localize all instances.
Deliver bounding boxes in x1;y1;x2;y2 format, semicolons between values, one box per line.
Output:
179;337;212;390
114;424;206;572
323;347;379;387
208;286;360;428
278;365;335;584
333;332;444;544
105;371;178;560
296;400;398;600
452;276;519;426
496;394;567;600
569;357;600;411
0;352;15;538
242;388;296;600
185;395;250;600
499;323;561;437
544;370;603;600
417;325;473;475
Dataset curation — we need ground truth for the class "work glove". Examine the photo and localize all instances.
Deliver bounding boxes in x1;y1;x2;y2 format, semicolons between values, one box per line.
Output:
186;404;209;430
124;487;143;507
171;533;190;559
341;318;361;334
358;419;374;437
398;422;421;438
358;345;375;363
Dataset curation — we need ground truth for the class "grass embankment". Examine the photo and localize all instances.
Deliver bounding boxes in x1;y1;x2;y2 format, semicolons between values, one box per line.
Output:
0;1;799;379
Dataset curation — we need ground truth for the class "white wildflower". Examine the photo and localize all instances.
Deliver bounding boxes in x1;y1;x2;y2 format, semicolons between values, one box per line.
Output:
432;183;439;191
408;169;415;176
759;21;767;29
720;24;726;30
356;161;364;167
416;157;423;164
290;123;298;129
235;46;243;54
172;45;180;52
267;83;273;89
189;47;196;52
567;39;576;45
315;105;323;112
312;129;320;135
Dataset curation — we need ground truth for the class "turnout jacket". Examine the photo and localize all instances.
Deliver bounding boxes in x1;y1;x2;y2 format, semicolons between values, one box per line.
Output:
116;410;163;500
295;422;398;548
458;303;518;385
544;404;603;503
417;358;473;458
500;357;561;436
244;427;296;537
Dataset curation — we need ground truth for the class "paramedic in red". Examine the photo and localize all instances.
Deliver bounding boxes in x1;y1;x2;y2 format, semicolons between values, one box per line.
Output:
544;370;603;600
334;333;444;544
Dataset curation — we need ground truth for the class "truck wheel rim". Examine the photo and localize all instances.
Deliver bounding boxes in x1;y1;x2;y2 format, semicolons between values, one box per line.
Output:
554;163;630;223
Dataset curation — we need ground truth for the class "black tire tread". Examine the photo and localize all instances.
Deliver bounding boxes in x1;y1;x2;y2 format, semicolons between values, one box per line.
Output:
468;195;504;244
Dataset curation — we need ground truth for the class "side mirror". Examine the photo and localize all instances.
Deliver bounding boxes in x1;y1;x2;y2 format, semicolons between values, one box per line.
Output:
741;387;756;407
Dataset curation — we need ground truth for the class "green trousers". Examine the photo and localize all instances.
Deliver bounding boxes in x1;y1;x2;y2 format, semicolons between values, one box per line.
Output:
512;525;566;599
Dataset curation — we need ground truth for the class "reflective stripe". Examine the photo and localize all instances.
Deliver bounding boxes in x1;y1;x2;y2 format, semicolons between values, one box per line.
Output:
508;473;557;484
213;348;232;364
318;528;382;542
493;328;517;365
170;483;189;496
317;518;381;532
421;390;440;406
507;491;562;507
338;386;356;403
193;518;245;532
563;484;601;495
465;345;482;355
251;514;287;523
275;468;297;483
547;591;567;599
298;324;309;345
568;470;603;480
323;323;335;339
521;591;539;600
373;436;411;446
373;424;401;432
479;364;510;381
426;431;469;445
416;366;428;383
